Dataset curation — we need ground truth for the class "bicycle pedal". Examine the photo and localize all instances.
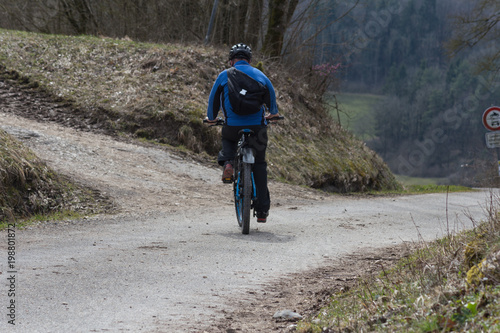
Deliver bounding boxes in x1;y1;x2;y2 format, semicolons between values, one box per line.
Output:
222;177;233;184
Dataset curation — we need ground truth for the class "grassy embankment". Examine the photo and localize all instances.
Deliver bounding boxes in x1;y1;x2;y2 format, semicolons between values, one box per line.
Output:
0;130;112;226
0;29;401;195
297;193;500;332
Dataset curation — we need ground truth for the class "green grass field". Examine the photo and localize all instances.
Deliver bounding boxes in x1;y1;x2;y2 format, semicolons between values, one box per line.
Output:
326;92;384;141
395;174;450;186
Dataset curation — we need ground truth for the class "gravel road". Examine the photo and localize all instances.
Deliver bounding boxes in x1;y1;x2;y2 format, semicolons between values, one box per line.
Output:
0;111;495;332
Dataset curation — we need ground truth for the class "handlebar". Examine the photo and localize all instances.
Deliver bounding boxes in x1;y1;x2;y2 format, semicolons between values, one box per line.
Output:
266;115;285;121
203;117;225;126
203;115;284;126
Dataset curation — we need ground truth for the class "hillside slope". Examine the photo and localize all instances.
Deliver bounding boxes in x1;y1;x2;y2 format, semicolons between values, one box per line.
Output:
0;29;400;192
0;129;111;223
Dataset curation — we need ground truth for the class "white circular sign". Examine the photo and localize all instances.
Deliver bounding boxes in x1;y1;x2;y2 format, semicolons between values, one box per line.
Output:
483;106;500;131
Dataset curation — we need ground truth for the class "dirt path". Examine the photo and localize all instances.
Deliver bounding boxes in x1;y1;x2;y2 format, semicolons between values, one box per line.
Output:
0;83;494;332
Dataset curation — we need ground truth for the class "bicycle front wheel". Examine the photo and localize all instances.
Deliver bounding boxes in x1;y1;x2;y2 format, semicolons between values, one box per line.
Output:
234;162;252;234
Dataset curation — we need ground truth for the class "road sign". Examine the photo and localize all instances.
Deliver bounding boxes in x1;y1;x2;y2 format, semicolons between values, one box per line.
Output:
482;106;500;131
486;131;500;148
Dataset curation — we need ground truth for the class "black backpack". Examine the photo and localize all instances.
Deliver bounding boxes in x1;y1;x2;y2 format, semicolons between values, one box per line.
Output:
227;67;269;115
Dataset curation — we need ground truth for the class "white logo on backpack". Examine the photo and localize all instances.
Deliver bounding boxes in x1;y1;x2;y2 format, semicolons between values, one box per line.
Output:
239;89;247;96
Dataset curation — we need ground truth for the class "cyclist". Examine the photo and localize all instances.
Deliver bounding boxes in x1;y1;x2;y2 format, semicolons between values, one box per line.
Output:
206;43;281;223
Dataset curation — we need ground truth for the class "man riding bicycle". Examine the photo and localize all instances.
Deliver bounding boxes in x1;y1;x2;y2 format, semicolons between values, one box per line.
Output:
206;43;281;223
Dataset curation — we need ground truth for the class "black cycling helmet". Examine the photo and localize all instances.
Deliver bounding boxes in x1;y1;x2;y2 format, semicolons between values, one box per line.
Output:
229;43;252;61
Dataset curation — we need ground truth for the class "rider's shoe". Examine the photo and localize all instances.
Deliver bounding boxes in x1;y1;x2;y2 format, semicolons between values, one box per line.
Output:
222;163;233;184
256;211;268;223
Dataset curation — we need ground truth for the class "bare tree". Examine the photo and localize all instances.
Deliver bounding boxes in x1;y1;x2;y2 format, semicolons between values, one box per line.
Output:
0;0;358;68
262;0;299;57
448;0;500;75
244;0;264;47
61;0;99;34
0;0;213;43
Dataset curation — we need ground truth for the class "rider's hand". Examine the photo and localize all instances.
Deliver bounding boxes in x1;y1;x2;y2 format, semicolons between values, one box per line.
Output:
265;113;281;123
204;117;217;123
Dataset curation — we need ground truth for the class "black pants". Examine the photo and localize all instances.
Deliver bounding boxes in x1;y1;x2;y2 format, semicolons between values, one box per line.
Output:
218;125;270;213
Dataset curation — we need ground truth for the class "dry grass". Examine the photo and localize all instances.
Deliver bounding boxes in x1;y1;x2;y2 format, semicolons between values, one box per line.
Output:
297;192;500;332
0;129;112;225
0;29;401;193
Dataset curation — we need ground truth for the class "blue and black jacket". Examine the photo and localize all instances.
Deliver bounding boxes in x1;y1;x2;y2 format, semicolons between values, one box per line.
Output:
207;60;279;126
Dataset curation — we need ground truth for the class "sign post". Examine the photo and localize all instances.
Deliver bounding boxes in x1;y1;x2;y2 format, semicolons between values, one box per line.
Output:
483;106;500;176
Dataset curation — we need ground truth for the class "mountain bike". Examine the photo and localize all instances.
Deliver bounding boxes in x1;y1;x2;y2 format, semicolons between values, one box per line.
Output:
204;115;283;234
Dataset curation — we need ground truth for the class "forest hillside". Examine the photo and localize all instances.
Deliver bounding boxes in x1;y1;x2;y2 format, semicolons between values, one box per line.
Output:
312;0;500;185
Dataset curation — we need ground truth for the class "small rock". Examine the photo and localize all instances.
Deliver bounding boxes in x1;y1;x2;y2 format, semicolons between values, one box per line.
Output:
273;309;303;321
3;126;41;139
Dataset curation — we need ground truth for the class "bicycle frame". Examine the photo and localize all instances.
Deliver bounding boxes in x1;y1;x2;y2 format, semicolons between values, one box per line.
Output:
203;115;283;234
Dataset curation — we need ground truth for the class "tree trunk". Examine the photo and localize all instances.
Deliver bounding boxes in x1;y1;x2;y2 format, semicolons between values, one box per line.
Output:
59;0;99;35
263;0;298;57
245;0;263;48
235;0;249;43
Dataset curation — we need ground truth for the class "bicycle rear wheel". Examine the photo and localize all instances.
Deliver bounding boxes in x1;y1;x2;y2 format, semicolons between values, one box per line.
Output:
234;162;252;234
